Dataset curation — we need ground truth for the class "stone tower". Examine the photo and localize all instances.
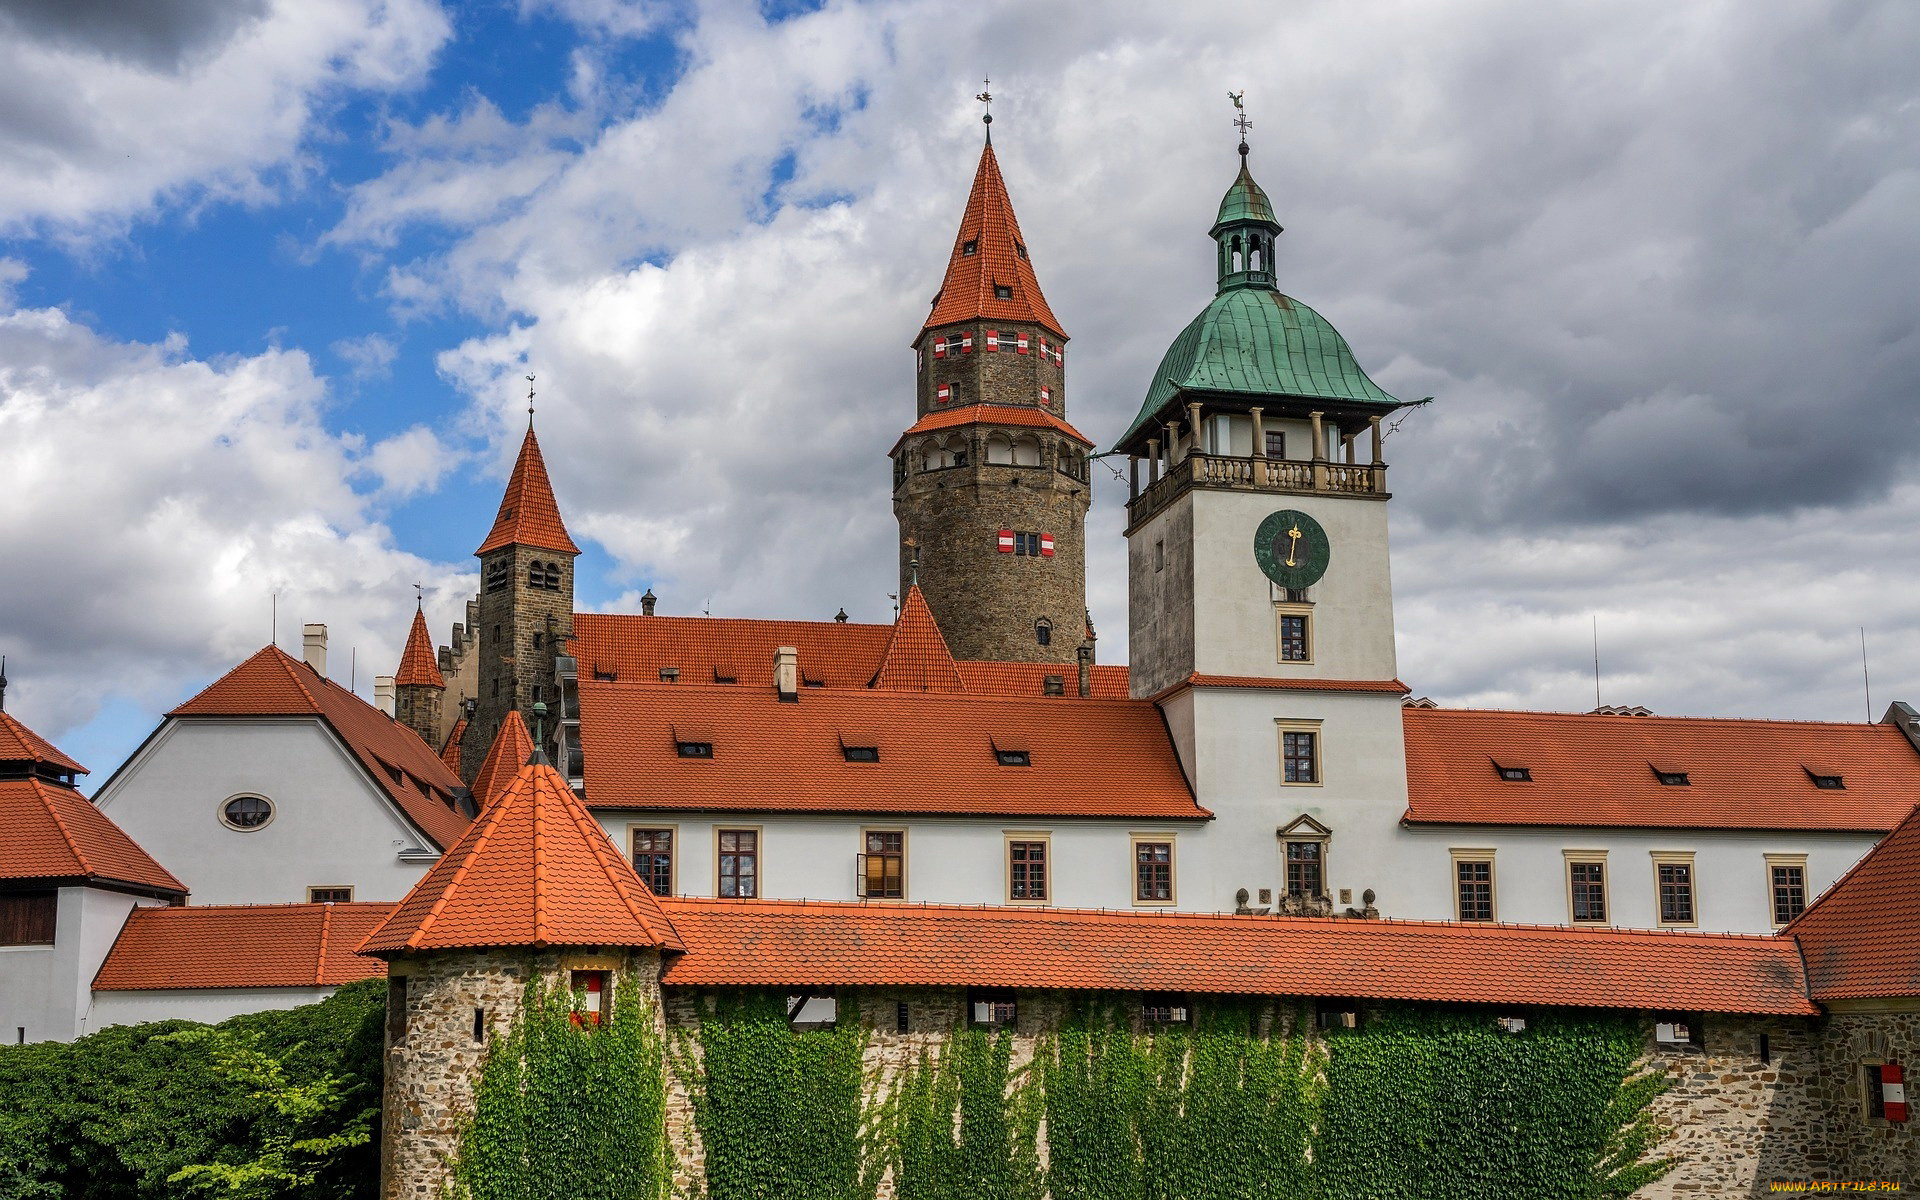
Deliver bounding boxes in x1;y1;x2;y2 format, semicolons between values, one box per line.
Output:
892;131;1092;665
392;602;444;750
460;423;579;780
359;734;682;1200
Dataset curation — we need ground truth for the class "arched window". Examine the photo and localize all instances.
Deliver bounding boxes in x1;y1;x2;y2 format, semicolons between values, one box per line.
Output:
985;433;1014;465
1230;234;1243;273
1035;619;1053;647
1249;236;1263;271
1012;436;1042;467
529;561;562;591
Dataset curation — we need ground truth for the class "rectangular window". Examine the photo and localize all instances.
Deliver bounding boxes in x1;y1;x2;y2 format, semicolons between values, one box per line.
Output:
970;988;1018;1028
1141;994;1191;1026
718;829;758;898
860;830;906;899
1655;1013;1704;1050
1264;430;1287;458
1008;838;1048;902
307;886;354;904
1567;860;1607;923
1285;840;1324;898
1653;854;1696;926
1280;729;1319;784
570;970;606;1027
1276;609;1311;663
1013;531;1041;556
1453;855;1495;921
675;740;711;758
0;891;56;946
1769;857;1808;926
1866;1064;1887;1120
1134;838;1174;904
631;828;674;896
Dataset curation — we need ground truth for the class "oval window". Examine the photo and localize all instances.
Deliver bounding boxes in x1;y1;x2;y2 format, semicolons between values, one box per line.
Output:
220;795;274;831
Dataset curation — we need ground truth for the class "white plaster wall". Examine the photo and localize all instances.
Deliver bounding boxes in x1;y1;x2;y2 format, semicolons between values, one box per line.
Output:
1392;825;1879;933
86;986;339;1032
94;719;436;905
0;886;150;1043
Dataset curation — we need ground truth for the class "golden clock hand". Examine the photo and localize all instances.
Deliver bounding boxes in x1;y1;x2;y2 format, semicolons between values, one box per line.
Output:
1285;525;1302;568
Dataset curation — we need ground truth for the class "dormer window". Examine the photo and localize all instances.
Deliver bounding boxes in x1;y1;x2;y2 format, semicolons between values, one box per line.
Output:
675;741;713;759
1043;675;1065;696
843;746;879;763
1805;766;1846;789
1492;760;1531;782
993;284;1013;299
1654;770;1689;786
712;668;737;684
1014;242;1028;260
658;667;680;683
995;749;1031;767
962;239;978;256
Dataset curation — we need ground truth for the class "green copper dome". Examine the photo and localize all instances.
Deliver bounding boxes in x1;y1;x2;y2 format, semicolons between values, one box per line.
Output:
1210;159;1278;237
1112;288;1402;453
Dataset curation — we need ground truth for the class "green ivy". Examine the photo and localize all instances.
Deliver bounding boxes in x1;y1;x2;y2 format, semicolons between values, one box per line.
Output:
675;991;874;1200
1314;1006;1673;1200
448;970;668;1200
888;1027;1043;1200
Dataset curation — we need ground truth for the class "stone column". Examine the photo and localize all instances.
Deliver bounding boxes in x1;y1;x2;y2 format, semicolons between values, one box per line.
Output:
1128;455;1139;499
1310;411;1327;491
1187;401;1205;456
1250;407;1266;457
1146;438;1160;484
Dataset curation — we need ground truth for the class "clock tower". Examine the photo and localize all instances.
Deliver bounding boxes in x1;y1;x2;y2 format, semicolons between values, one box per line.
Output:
1113;129;1416;915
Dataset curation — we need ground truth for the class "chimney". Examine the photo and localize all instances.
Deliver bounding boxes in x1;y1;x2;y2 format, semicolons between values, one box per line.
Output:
374;675;396;716
302;624;327;676
773;646;799;702
641;588;657;617
1076;644;1094;699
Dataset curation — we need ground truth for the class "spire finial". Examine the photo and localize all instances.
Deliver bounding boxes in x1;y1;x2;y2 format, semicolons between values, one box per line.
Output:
976;77;993;143
525;373;536;426
0;655;8;713
1229;90;1250;157
414;582;424;612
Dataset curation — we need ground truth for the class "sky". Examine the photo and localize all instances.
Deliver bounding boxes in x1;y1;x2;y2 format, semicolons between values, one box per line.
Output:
2;0;1919;777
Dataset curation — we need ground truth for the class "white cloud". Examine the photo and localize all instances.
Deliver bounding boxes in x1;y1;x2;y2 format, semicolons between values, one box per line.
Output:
365;423;461;497
0;300;470;736
331;332;400;380
0;0;451;237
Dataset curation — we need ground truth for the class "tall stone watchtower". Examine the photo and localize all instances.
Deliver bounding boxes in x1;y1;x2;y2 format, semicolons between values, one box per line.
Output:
460;422;579;779
891;128;1093;666
392;601;445;750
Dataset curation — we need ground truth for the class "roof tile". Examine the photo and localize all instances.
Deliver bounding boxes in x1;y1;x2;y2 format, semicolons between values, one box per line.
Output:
94;903;388;990
895;404;1090;447
870;587;963;693
475;425;581;557
1788;801;1920;999
0;775;186;894
922;141;1065;340
394;607;445;689
0;711;87;774
469;711;534;809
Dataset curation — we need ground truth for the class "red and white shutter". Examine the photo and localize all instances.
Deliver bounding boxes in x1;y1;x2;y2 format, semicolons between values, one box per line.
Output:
1016;332;1030;355
1040;533;1056;557
1057;345;1066;366
917;347;925;373
1886;1064;1909;1121
997;529;1015;553
1038;338;1050;360
985;330;999;352
935;384;952;405
933;337;947;359
960;334;974;354
1039;385;1053;406
572;971;605;1026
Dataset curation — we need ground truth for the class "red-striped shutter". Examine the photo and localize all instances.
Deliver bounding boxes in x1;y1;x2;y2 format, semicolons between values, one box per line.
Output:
1039;386;1052;406
1038;337;1050;360
933;337;947;359
1886;1064;1909;1121
1040;533;1055;557
985;330;999;352
1016;333;1030;354
960;334;973;354
997;530;1015;553
917;348;924;373
935;384;952;405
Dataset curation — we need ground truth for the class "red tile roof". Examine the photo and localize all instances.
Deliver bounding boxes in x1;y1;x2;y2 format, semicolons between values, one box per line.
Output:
1788;801;1920;1000
359;758;682;956
475;425;581;557
0;711;87;774
655;899;1817;1016
394;606;444;689
922;141;1065;340
93;903;388;990
1151;674;1411;702
171;646;471;850
0;776;186;896
577;681;1204;819
1403;707;1920;831
469;710;533;809
895;404;1090;446
870;587;963;693
440;716;468;775
955;661;1130;699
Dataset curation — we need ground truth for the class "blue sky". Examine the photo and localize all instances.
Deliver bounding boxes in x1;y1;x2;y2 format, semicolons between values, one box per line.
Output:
3;0;1920;781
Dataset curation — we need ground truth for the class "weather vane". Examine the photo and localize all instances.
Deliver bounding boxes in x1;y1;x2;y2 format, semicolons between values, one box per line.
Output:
976;77;993;137
1229;90;1251;154
524;373;537;425
414;581;424;611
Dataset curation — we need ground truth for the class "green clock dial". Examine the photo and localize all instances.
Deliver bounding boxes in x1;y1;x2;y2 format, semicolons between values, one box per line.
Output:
1253;509;1331;590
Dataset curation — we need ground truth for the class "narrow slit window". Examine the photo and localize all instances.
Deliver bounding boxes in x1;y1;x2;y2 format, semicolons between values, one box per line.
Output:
675;741;712;758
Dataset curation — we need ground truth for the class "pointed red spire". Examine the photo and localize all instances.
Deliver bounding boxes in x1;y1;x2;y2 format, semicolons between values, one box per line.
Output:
394;606;444;689
469;710;534;810
475;426;580;557
870;585;964;693
922;141;1065;340
358;754;681;956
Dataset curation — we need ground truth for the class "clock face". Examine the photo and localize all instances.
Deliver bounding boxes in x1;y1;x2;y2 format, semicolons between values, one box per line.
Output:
1253;509;1331;590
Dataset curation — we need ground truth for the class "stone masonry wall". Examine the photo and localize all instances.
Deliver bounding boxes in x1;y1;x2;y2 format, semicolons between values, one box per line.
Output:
434;597;480;753
1792;1010;1920;1184
462;545;574;782
915;320;1065;419
393;682;442;754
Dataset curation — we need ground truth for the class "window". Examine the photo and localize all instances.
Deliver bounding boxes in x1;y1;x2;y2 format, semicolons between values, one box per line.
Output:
1008;837;1048;902
971;988;1018;1028
788;993;839;1029
1651;763;1689;786
0;891;56;946
1453;852;1495;921
993;284;1013;299
1134;838;1174;904
1013;531;1042;556
1154;540;1164;572
1043;675;1065;696
843;745;879;763
1566;857;1607;923
1014;241;1028;260
220;795;273;830
659;667;681;683
1653;854;1697;926
1655;1013;1705;1051
1865;1064;1888;1120
995;748;1031;767
1767;855;1808;926
1279;728;1319;784
1285;840;1324;898
308;886;354;903
1265;430;1286;458
1035;619;1052;646
1141;994;1190;1026
528;561;562;591
675;741;712;758
570;971;606;1027
718;829;758;898
1862;1062;1906;1121
1493;761;1531;782
485;559;509;593
860;830;905;899
1316;1000;1359;1030
1275;606;1311;663
632;828;673;896
962;239;978;256
1808;770;1846;789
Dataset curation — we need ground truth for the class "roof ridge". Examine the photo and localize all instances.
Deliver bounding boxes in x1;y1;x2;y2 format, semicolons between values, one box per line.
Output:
34;780;90;876
1409;705;1893;729
566;779;678;940
404;791;505;949
270;646;323;710
314;903;333;986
